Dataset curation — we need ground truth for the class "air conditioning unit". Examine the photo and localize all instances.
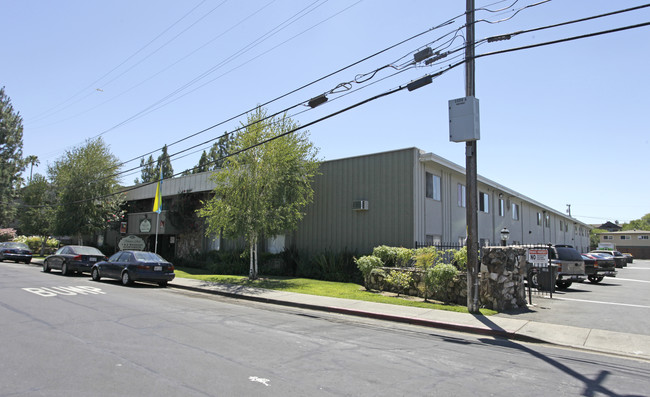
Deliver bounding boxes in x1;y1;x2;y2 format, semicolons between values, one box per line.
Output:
352;200;369;211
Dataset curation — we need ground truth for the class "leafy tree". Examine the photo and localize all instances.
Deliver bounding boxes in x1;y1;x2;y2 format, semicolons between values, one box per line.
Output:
47;138;122;244
198;107;320;279
589;228;607;250
134;155;156;184
622;213;650;231
0;87;24;225
156;144;173;179
18;174;55;254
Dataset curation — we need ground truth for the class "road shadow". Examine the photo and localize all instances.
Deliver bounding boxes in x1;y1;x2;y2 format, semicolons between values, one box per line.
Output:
474;314;646;397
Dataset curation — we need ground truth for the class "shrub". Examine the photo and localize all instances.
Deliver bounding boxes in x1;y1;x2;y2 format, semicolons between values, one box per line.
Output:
13;235;59;254
0;228;17;242
426;263;459;303
355;255;384;288
384;269;413;297
372;245;413;267
452;246;468;271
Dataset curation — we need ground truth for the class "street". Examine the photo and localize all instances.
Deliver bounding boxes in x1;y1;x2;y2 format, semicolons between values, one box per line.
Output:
2;261;650;396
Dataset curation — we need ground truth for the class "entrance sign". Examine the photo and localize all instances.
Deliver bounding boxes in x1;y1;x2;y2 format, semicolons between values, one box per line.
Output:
118;235;146;251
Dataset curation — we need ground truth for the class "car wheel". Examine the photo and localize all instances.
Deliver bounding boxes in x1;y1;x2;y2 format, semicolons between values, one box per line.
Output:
24;259;31;264
61;262;69;276
91;267;101;282
121;271;132;286
529;273;539;289
43;260;51;273
588;275;603;284
556;280;572;290
158;281;168;288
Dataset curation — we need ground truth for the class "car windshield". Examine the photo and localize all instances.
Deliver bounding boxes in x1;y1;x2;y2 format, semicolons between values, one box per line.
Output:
71;246;103;255
133;252;165;262
4;242;29;249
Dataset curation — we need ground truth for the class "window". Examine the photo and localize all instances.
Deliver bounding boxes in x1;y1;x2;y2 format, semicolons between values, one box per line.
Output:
499;199;505;217
537;212;542;226
458;184;466;207
425;172;441;201
560;220;564;231
512;203;520;220
639;235;649;240
620;235;631;240
545;214;550;228
479;192;489;213
603;235;613;240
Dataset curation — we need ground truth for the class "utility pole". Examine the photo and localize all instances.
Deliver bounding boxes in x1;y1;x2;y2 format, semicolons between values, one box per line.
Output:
465;0;480;313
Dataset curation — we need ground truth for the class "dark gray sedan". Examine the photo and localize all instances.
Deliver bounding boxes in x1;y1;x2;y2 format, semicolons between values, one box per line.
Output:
43;245;107;275
91;250;175;287
0;242;32;264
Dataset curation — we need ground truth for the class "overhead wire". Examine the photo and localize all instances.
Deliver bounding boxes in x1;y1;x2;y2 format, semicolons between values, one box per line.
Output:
27;0;211;124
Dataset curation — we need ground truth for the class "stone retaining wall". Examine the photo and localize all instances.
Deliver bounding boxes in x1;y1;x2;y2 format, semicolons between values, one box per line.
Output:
364;247;528;310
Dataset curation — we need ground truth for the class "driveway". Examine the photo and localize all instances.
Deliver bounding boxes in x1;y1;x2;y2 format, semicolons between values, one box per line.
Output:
496;259;650;335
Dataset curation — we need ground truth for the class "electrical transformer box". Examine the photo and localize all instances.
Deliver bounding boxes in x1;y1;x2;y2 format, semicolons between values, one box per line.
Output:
448;96;480;142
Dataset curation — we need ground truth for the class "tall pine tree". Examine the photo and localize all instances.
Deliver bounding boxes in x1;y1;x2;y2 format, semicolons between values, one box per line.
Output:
0;87;24;226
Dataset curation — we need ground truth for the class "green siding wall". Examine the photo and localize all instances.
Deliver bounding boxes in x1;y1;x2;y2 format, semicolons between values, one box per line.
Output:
292;148;417;255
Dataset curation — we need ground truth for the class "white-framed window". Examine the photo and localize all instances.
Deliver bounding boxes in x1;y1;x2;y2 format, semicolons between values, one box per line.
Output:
479;192;489;213
560;220;564;231
639;235;649;240
603;235;613;240
545;214;550;228
499;199;505;217
512;203;520;221
620;235;631;240
458;184;466;207
425;172;441;201
536;212;542;226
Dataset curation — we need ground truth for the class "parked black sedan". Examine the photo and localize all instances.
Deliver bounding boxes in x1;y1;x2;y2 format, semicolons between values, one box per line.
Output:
91;250;175;287
589;250;628;268
0;242;32;264
43;245;108;275
581;253;617;284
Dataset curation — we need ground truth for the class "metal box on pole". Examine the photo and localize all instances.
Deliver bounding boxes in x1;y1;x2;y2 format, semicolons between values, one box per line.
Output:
449;96;480;142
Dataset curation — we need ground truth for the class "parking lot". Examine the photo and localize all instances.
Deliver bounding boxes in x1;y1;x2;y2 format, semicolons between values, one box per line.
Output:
497;259;650;335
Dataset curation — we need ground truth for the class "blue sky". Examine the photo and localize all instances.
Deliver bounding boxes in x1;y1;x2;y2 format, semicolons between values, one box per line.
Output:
2;0;649;226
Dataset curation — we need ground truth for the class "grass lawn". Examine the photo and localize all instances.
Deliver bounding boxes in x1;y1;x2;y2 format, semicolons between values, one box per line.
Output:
175;267;497;315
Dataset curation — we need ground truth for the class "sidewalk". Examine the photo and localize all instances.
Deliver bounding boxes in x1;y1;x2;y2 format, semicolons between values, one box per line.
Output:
170;277;650;361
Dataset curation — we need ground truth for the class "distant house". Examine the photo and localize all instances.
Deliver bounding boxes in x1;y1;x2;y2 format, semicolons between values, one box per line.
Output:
597;221;622;232
115;147;592;258
598;230;650;259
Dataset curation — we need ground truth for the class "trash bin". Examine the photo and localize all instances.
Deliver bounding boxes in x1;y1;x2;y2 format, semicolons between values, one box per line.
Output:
536;264;558;292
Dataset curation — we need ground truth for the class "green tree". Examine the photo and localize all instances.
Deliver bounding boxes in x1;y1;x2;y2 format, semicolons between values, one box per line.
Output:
156;144;173;179
48;138;122;244
24;155;39;184
193;150;210;174
134;155;157;184
198;107;320;279
589;228;607;250
0;87;24;225
622;213;650;231
208;133;233;170
18;173;55;254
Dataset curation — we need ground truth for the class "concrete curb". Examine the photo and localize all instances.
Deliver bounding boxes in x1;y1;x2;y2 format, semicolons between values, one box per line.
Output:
169;281;544;344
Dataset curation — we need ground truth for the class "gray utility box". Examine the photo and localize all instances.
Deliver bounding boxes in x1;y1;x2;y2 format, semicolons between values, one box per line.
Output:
449;96;480;142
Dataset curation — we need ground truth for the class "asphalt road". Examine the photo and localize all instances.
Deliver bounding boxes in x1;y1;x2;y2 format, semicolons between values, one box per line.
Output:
2;261;650;396
497;259;650;335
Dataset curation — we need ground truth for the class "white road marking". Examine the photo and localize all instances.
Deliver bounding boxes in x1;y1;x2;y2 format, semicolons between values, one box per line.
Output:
22;286;106;297
613;278;650;283
554;297;650;309
249;376;270;386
